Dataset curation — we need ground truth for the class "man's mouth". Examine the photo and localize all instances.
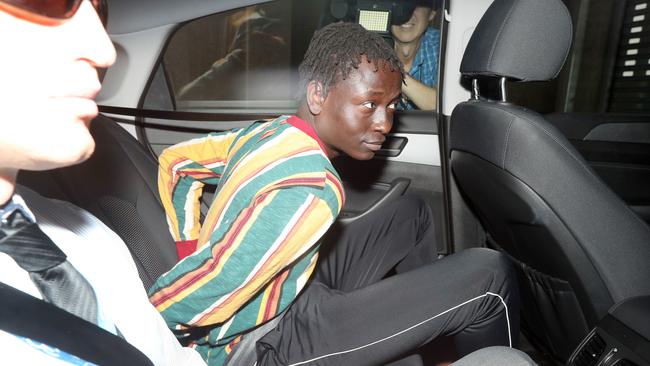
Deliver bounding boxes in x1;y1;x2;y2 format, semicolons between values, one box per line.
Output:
363;141;384;152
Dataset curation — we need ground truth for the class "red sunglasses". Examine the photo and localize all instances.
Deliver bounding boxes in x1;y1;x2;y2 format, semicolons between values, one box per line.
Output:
0;0;107;26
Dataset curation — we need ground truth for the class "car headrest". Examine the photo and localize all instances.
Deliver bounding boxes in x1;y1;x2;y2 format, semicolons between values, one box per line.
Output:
460;0;573;82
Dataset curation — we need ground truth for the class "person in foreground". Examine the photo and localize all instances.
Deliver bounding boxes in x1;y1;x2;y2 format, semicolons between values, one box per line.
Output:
151;22;525;366
0;0;205;364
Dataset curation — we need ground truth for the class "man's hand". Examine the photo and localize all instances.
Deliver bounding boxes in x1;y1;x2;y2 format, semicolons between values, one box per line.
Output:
402;74;437;110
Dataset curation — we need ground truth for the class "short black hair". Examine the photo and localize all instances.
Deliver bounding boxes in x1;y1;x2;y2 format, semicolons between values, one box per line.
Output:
298;22;403;100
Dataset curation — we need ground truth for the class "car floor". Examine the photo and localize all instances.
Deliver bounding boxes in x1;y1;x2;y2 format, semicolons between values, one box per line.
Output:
519;332;562;366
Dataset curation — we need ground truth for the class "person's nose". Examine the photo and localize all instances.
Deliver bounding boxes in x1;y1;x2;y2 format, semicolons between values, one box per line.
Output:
67;1;116;69
372;110;393;135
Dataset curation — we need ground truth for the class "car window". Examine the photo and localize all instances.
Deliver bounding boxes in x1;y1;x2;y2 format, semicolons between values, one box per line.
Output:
509;0;650;114
143;0;442;115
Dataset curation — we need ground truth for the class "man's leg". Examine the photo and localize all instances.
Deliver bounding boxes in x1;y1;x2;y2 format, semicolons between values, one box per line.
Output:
256;248;518;366
315;195;438;292
255;196;520;365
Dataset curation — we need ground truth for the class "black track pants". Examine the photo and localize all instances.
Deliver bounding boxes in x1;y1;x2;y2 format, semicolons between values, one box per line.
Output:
255;196;520;366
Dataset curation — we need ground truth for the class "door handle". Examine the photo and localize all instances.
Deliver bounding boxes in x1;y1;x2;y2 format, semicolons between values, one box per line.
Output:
375;136;408;157
338;178;411;225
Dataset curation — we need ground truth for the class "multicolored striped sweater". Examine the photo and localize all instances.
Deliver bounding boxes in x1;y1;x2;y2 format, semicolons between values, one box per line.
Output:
148;115;345;365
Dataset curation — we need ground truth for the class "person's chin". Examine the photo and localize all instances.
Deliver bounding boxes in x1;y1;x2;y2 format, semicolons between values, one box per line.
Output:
29;129;96;170
392;29;419;44
348;150;376;161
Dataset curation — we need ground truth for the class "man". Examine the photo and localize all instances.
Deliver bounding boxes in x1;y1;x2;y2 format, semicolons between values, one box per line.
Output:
0;0;205;364
151;22;520;366
391;0;440;110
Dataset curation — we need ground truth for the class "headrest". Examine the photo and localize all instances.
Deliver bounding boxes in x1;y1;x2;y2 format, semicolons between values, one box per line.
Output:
460;0;573;82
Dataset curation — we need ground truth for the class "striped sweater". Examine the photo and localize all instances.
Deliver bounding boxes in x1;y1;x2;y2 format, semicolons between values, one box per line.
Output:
149;115;344;365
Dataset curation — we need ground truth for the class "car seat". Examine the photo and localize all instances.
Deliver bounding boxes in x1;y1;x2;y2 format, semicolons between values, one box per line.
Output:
18;115;177;290
448;0;650;361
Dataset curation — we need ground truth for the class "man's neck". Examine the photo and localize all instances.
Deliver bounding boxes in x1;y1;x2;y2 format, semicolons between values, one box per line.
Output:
0;169;18;205
295;104;338;159
394;36;424;72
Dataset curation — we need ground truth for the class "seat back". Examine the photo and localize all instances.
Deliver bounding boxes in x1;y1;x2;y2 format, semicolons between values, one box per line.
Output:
18;115;178;290
449;0;650;360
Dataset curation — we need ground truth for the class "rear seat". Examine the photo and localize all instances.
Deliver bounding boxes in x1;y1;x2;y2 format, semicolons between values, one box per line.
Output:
18;114;177;290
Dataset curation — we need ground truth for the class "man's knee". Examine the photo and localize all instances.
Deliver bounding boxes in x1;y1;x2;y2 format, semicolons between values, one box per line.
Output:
460;248;511;272
455;248;517;294
391;195;433;237
393;195;430;219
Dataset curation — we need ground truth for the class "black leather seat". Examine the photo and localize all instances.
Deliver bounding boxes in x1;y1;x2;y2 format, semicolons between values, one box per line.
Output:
18;115;177;290
449;0;650;361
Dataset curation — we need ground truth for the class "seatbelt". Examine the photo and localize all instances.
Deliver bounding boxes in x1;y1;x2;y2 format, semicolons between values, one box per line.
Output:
0;282;154;366
224;311;285;366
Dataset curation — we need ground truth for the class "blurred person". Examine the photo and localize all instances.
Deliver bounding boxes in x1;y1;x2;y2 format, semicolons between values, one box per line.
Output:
177;4;290;100
0;0;205;364
391;0;440;110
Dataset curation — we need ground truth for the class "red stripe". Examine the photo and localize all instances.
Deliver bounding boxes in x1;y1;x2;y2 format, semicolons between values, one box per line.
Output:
271;176;325;189
166;157;190;193
325;171;345;205
286;116;329;156
193;196;318;324
182;171;221;179
263;270;289;320
150;193;268;307
176;239;198;260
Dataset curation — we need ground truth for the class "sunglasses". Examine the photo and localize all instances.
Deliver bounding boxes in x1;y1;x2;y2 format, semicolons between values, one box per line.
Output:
0;0;107;26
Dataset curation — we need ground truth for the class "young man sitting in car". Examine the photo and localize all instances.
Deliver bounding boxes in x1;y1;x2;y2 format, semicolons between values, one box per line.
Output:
150;21;523;366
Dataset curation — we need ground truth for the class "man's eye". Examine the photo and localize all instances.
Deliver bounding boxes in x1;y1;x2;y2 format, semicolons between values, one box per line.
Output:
388;102;397;110
362;102;375;109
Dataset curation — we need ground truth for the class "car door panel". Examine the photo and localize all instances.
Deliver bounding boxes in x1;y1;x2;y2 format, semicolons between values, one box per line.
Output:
547;113;650;224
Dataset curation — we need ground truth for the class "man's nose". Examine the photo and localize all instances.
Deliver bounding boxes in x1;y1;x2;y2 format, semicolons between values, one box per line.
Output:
372;112;392;135
68;1;117;69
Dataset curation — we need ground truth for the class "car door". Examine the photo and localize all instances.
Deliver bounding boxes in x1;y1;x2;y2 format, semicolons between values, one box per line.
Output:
101;0;450;254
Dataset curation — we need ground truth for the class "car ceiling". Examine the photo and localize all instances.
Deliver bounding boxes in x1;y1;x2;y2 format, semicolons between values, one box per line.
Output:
107;0;273;34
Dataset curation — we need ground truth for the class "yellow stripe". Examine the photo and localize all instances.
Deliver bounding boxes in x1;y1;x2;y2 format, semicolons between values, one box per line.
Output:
195;197;332;325
197;138;322;246
153;190;279;313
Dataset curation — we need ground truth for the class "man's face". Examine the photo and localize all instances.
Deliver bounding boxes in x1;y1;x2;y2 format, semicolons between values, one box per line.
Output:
313;58;402;160
391;6;435;44
0;1;116;172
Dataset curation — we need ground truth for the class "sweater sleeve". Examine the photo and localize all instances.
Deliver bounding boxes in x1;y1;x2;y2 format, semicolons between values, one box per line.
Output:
157;130;239;258
148;184;338;331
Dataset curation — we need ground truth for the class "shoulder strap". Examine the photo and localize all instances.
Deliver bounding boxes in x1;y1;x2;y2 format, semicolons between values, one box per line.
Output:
0;282;153;366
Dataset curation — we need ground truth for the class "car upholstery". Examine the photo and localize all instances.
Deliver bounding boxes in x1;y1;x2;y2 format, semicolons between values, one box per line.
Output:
449;0;650;361
18;115;177;290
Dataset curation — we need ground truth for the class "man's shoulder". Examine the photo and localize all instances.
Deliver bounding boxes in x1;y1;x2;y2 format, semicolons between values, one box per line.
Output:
237;116;333;171
15;186;129;260
422;27;440;51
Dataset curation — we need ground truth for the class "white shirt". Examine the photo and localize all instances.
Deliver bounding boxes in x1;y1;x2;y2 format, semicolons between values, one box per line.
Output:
0;187;206;366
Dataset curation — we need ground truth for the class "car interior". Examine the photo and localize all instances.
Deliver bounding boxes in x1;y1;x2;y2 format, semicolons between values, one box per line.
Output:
16;0;650;365
449;0;650;363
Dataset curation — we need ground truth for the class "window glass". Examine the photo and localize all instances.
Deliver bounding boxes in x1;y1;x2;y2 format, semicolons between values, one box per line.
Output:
509;0;650;114
149;0;442;114
162;0;299;113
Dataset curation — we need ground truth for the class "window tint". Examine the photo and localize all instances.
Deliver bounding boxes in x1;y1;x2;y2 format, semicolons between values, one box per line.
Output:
609;0;650;112
145;0;441;115
162;0;301;114
509;0;650;114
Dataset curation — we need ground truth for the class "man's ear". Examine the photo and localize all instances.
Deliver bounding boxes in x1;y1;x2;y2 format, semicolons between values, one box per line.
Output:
306;80;326;115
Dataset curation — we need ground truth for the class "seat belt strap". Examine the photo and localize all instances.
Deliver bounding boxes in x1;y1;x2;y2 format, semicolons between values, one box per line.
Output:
0;282;153;366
